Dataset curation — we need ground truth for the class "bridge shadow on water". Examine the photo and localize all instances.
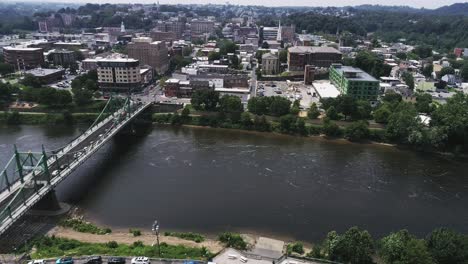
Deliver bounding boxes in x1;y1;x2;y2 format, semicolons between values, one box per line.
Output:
55;122;153;205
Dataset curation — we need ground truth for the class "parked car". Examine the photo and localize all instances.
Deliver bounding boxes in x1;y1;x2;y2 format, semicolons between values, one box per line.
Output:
27;260;46;264
84;256;102;263
108;257;126;264
131;256;150;264
56;257;73;264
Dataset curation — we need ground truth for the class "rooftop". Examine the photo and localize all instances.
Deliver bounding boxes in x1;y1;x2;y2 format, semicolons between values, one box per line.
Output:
3;46;42;51
288;46;341;54
332;65;378;82
312;81;341;98
26;68;64;77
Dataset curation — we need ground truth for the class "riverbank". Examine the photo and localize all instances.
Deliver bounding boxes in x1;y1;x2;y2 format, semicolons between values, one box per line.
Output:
47;226;225;253
0;111;99;125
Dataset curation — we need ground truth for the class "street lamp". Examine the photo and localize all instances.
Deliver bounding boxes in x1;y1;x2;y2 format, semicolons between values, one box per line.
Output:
152;220;161;256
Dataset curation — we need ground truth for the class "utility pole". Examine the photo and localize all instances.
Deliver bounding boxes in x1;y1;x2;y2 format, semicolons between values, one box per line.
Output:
152;220;161;256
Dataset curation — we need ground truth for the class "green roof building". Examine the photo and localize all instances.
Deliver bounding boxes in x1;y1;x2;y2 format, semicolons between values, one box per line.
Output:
329;64;380;100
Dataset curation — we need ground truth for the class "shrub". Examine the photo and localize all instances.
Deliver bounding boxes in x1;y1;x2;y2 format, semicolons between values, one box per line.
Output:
130;229;142;237
106;241;118;248
164;231;205;243
218;232;247;250
58;218;111;235
345;121;370;141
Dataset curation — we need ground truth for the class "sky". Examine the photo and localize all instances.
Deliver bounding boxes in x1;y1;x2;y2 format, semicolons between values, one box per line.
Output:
9;0;468;9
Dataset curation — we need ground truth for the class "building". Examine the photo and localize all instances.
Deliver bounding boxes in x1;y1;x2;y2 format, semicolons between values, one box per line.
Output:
154;20;186;39
262;27;278;40
288;46;342;71
53;42;85;50
164;79;213;98
280;25;296;43
127;37;169;74
329;64;380;100
49;49;76;67
97;57;142;93
2;46;45;70
262;53;279;75
150;31;177;43
81;58;99;71
190;20;214;35
25;68;65;84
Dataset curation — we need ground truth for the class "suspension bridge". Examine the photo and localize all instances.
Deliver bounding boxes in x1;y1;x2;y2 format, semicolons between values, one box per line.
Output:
0;97;152;236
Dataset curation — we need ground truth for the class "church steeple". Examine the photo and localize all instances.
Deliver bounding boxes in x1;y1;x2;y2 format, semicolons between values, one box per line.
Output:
120;21;126;33
276;20;282;42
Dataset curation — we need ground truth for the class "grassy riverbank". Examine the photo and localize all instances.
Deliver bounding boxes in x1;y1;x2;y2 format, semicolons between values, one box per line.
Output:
29;236;213;260
0;111;99;125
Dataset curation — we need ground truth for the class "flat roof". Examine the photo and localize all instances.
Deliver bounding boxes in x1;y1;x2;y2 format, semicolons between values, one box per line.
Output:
26;68;64;76
213;248;271;264
312;81;341;98
3;46;42;51
288;46;341;54
215;87;250;93
333;65;378;82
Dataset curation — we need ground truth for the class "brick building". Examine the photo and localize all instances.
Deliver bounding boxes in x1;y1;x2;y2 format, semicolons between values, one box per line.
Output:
287;46;342;71
2;46;45;70
127;37;169;75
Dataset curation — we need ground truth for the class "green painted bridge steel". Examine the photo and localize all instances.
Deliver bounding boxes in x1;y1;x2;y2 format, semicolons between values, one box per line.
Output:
0;97;152;236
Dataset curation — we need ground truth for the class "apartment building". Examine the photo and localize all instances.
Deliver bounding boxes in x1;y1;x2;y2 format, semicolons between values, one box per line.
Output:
2;46;45;70
97;57;142;93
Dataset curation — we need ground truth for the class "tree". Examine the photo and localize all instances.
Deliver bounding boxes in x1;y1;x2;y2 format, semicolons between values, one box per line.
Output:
307;103;320;119
380;230;434;264
248;97;270;115
382;92;402;106
352;100;372;120
279;49;288;64
269;96;291;117
335;95;357;120
325;227;374;264
438;66;455;79
426;228;468;264
21;74;43;88
326;106;339;120
279;114;297;134
460;62;468;81
401;72;415;90
208;51;221;61
422;64;434;78
290;100;300;115
385;102;422;143
191;90;219;111
413;46;432;59
253;115;270;132
322;118;341;137
0;63;14;76
415;93;434;113
261;41;270;49
395;52;407;60
374;104;392;123
345;121;370;141
73;89;93;106
181;107;191;123
219;95;243;122
240;112;253;129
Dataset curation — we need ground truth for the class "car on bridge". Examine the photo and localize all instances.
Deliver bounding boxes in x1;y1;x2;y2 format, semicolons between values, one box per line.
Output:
56;257;74;264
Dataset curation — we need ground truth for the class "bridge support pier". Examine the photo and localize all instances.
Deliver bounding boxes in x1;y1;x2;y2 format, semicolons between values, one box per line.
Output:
29;190;70;216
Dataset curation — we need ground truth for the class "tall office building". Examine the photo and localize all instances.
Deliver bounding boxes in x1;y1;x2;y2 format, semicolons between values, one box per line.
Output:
127;37;169;74
329;64;380;101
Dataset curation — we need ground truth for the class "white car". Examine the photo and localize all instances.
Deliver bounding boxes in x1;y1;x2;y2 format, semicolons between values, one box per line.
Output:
131;256;150;264
27;260;46;264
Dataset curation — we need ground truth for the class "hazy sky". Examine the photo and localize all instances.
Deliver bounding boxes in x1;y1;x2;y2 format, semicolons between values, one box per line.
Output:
12;0;468;9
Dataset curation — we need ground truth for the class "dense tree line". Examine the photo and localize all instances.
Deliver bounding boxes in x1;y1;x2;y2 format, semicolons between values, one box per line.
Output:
279;10;468;52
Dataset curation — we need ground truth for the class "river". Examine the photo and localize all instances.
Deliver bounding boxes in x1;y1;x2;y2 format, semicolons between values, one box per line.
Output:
1;124;468;241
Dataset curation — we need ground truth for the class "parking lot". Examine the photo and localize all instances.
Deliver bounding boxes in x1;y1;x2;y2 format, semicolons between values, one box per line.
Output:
256;81;319;109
